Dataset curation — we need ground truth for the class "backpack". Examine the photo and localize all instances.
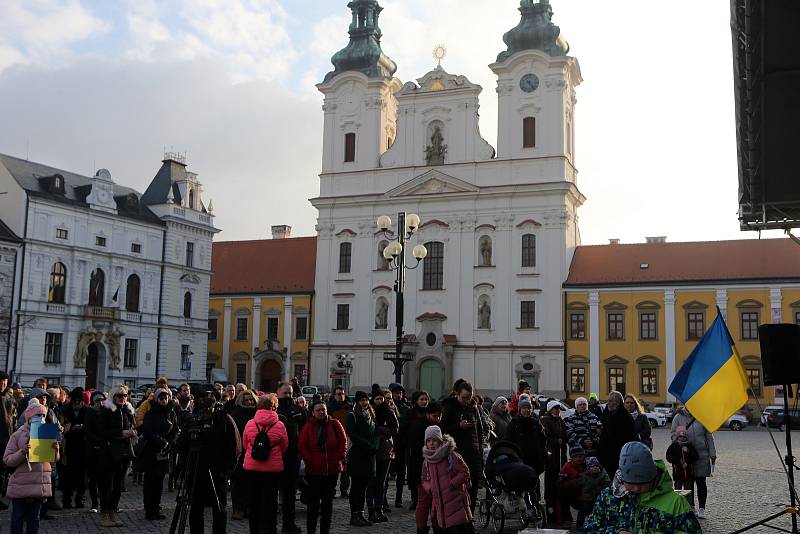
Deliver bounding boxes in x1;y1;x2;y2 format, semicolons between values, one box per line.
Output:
251;422;275;461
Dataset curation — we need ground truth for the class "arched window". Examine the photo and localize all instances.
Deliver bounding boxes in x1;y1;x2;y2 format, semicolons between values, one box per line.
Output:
183;292;192;318
521;234;536;267
422;241;444;290
344;133;356;162
377;240;390;270
88;268;105;306
523;117;536;148
339;242;352;273
188;189;195;209
48;263;67;304
125;274;141;312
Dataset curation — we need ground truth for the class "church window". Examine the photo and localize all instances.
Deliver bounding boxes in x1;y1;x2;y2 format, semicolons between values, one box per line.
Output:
523;117;536;148
49;262;67;304
125;274;140;312
88;268;105;306
521;234;536;267
339;242;352;273
183;292;192;318
520;301;536;329
344;133;356;162
336;304;350;330
422;242;444;290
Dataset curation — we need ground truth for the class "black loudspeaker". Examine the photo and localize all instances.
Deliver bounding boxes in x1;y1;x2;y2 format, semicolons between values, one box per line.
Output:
759;323;800;386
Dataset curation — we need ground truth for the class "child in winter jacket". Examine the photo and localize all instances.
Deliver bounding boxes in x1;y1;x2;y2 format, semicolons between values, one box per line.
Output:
415;425;472;534
665;425;699;494
3;398;60;534
574;456;611;530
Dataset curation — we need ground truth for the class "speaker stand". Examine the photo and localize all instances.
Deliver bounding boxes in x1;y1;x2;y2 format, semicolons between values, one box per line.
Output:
731;384;799;534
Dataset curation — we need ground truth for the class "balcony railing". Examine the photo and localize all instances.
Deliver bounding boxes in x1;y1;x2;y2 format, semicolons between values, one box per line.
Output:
85;306;119;321
123;311;142;322
46;303;65;313
184;318;192;327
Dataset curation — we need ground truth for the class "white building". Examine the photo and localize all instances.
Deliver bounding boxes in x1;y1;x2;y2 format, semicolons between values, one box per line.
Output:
310;0;584;398
0;220;22;369
0;152;219;390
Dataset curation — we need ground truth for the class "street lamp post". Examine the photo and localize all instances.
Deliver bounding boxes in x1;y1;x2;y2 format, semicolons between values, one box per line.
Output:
377;212;428;385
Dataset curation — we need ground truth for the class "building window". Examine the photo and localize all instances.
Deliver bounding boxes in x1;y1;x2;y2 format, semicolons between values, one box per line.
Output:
125;274;140;312
235;363;247;384
795;311;800;325
295;317;308;340
236;317;248;341
377;240;390;270
520;301;536;328
95;236;106;247
88;268;105;306
44;333;62;364
639;312;657;340
608;367;625;394
607;313;624;340
180;345;191;370
336;304;350;330
640;368;658;395
422;241;444;290
344;132;356;162
523;117;536;148
338;242;352;274
183;292;192;318
186;242;194;268
124;339;138;368
746;367;762;397
188;189;195;210
267;317;279;340
131;243;142;254
570;313;586;339
687;312;705;340
741;311;759;340
208;318;218;340
570;367;586;393
56;228;68;240
521;234;536;267
294;364;306;381
48;262;67;304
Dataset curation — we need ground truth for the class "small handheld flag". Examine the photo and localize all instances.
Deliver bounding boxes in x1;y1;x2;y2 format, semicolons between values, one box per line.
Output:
668;308;750;431
29;421;59;463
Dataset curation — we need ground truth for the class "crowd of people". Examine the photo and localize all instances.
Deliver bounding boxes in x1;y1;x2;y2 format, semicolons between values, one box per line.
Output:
0;372;714;534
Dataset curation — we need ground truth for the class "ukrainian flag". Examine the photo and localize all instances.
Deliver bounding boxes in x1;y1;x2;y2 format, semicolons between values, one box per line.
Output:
668;308;750;431
29;421;59;463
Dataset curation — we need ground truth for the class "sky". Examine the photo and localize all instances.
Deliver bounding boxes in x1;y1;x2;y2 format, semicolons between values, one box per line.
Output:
0;0;780;245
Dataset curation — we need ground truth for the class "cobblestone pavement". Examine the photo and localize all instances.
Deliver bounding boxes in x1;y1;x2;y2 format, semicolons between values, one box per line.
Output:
0;427;795;533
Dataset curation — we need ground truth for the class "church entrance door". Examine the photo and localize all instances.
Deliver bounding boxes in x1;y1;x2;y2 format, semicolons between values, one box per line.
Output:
419;359;444;400
259;360;282;393
85;342;102;390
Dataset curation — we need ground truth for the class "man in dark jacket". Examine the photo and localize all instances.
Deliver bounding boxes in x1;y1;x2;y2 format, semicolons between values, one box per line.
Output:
278;382;306;534
598;391;637;478
387;383;410;507
61;388;88;509
440;380;483;511
504;397;547;474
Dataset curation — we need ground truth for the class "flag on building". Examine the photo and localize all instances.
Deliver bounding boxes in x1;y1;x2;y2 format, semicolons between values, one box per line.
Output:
668;308;750;431
111;286;119;304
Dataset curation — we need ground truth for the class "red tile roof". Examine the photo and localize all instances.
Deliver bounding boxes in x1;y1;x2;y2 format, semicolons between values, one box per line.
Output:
565;238;800;287
211;237;317;295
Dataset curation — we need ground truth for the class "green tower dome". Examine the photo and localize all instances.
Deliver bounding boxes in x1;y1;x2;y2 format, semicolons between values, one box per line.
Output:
324;0;397;83
497;0;569;62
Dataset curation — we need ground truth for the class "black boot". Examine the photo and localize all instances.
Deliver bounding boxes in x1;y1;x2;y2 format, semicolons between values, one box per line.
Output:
368;507;379;524
350;513;372;527
375;509;389;523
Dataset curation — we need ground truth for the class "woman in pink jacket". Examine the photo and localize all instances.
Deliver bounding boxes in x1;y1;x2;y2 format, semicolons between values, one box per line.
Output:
415;425;473;534
3;398;60;534
242;393;288;534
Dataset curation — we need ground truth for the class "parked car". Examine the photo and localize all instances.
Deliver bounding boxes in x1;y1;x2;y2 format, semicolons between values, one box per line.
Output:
653;402;678;423
766;409;800;430
723;412;749;431
761;405;783;426
644;411;668;428
301;385;331;401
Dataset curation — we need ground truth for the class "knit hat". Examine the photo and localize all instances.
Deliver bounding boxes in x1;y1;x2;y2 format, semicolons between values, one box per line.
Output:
619;441;658;483
586;456;601;469
492;396;508;409
90;391;107;403
575;396;588;407
29;387;48;400
10;382;21;389
570;445;586;458
518;398;533;410
676;425;688;440
24;398;47;420
589;392;599;401
388;383;404;393
154;388;171;400
547;400;562;412
517;380;530;393
354;391;369;403
70;387;85;403
424;425;443;443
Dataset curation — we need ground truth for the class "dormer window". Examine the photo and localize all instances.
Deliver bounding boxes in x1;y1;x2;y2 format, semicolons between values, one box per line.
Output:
42;174;66;195
56;228;68;240
95;236;106;247
53;176;61;189
188;189;195;210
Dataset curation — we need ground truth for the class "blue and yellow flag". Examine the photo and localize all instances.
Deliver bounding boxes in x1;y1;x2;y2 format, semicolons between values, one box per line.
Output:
29;422;59;463
668;308;750;431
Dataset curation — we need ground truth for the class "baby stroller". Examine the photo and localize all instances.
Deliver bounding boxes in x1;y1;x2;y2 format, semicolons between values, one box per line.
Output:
478;441;545;533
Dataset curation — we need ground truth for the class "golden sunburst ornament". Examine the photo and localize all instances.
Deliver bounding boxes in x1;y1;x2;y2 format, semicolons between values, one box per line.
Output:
432;44;447;67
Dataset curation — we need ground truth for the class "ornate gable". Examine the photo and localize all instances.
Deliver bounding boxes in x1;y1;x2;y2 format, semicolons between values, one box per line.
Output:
384;170;479;198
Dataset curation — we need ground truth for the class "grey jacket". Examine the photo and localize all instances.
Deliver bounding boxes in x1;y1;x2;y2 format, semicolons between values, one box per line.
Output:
671;410;716;478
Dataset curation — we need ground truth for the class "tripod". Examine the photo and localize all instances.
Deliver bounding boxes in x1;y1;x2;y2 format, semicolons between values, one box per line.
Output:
731;384;800;534
169;444;222;534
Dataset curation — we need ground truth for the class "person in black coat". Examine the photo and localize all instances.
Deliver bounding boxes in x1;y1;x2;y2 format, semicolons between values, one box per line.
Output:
403;393;434;510
439;381;484;512
277;382;306;534
83;391;107;512
624;394;653;449
229;389;257;520
95;385;136;528
503;398;547;475
140;388;178;520
597;391;637;478
61;388;88;508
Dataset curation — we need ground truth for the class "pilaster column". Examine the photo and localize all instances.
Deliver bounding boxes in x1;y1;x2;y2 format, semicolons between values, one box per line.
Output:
252;300;262;352
222;298;231;379
664;289;676;400
589;291;600;396
284;296;293;381
716;289;728;320
770;287;783;323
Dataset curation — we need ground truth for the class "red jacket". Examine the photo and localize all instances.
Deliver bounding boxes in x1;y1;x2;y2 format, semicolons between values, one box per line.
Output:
297;416;347;477
242;409;288;473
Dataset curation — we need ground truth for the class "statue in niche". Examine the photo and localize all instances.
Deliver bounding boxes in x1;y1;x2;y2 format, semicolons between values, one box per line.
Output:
106;328;123;370
478;298;491;329
73;327;100;368
425;125;447;166
375;299;388;329
479;236;492;266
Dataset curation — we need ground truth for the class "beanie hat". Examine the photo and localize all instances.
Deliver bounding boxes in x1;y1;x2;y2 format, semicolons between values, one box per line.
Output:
619;441;658;483
570;445;586;458
29;387;48;400
589;392;599;401
354;391;369;403
70;387;86;403
547;400;561;412
154;388;171;400
586;456;601;469
492;396;508;409
518;398;533;410
517;380;530;393
575;396;588;407
388;383;404;393
424;425;443;443
10;382;21;389
91;391;107;403
24;398;47;420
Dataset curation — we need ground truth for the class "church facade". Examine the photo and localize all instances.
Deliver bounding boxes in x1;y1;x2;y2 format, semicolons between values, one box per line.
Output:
310;0;584;398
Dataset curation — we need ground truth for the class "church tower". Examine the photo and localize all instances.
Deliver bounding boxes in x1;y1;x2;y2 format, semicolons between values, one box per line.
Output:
317;0;401;175
490;0;582;168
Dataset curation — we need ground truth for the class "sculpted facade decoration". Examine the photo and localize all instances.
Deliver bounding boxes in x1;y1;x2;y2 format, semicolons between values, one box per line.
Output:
73;326;124;370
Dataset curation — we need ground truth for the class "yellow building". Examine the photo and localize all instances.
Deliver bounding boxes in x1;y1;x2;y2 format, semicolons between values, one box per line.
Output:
208;229;316;392
563;238;800;409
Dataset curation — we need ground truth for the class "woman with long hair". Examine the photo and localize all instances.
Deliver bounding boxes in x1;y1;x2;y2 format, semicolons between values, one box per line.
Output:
624;393;652;449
